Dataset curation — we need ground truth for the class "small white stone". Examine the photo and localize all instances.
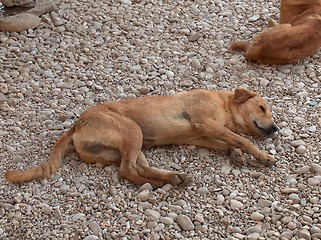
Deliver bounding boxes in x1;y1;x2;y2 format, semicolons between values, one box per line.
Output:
248;14;260;22
216;194;225;205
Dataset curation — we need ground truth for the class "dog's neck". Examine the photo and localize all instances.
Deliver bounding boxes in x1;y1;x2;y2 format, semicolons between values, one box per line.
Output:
220;92;239;133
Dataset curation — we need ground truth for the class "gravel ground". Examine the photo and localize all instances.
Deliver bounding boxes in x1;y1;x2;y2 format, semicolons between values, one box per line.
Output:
1;0;321;239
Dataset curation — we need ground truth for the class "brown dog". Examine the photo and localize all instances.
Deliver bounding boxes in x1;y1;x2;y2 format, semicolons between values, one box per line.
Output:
230;0;321;65
5;89;278;187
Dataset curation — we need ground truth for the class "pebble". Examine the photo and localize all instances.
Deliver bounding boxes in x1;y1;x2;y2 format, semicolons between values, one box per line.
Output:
138;183;153;192
144;209;160;220
136;190;150;201
311;163;321;174
250;212;264;221
257;199;272;207
247;232;260;240
296;145;307;153
88;221;101;235
197;148;210;158
176;215;194;231
72;213;86;222
290;139;306;147
190;58;202;69
221;165;233;175
83;236;99;240
307;176;321;186
298;228;311;239
216;194;225;205
197;187;210;195
230;199;244;210
281;188;298;194
295;166;311;175
248;14;260;22
0;13;41;32
160;217;174;225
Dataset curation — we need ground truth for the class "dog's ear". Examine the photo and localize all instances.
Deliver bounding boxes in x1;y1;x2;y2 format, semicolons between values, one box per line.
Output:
234;88;257;103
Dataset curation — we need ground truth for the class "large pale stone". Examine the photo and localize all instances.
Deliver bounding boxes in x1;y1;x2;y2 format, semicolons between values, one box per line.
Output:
0;13;40;32
27;0;57;16
2;0;34;7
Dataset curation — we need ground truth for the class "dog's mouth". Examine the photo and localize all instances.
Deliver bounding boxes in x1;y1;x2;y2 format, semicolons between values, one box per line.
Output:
254;121;278;136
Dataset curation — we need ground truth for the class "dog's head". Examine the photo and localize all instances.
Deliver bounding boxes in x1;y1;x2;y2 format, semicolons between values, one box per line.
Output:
232;89;278;138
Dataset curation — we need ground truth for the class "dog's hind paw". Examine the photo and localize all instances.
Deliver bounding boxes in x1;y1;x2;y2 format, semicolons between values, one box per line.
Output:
268;18;278;27
171;173;194;188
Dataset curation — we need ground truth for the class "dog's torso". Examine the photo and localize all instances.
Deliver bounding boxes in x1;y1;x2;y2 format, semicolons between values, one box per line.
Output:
230;0;321;64
77;90;236;147
250;13;321;64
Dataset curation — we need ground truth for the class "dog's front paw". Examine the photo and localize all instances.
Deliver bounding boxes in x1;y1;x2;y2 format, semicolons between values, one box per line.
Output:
171;173;194;188
258;153;277;166
230;148;245;167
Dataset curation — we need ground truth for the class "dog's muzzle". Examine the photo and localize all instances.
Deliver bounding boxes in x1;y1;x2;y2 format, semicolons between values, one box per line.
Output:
255;121;279;135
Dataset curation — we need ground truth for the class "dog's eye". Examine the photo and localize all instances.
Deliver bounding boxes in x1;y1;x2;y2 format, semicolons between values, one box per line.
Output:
260;105;266;113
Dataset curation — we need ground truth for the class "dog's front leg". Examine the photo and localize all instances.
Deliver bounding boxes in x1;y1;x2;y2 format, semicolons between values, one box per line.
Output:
194;119;276;166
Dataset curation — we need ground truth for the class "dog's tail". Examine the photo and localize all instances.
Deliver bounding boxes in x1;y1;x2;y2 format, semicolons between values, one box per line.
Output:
5;126;76;183
229;41;250;52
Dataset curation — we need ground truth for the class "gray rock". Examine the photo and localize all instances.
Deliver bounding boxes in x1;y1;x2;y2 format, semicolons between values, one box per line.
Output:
176;214;194;231
136;190;150;201
2;0;33;7
311;163;321;174
230;199;244;210
250;212;264;221
295;166;311;175
72;213;86;221
197;187;210;195
307;176;321;186
298;228;311;240
160;217;174;225
290;140;306;147
257;199;272;207
27;0;57;16
88;221;101;235
83;236;99;240
190;58;202;70
144;209;160;220
138;183;153;192
0;13;40;32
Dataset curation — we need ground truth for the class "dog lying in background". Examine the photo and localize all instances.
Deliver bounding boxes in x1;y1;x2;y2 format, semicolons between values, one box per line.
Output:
5;89;278;187
230;0;321;65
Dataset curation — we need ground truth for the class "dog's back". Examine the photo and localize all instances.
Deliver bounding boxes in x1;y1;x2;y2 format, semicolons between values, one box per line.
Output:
280;0;321;23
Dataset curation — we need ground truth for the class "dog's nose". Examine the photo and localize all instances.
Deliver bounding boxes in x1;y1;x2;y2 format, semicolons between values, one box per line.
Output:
271;124;278;133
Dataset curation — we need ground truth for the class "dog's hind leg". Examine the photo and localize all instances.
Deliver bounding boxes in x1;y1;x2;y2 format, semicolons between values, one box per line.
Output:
117;130;165;187
268;18;279;27
73;111;164;186
135;152;193;188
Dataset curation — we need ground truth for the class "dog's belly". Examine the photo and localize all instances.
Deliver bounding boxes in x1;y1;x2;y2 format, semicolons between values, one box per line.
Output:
141;118;199;147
